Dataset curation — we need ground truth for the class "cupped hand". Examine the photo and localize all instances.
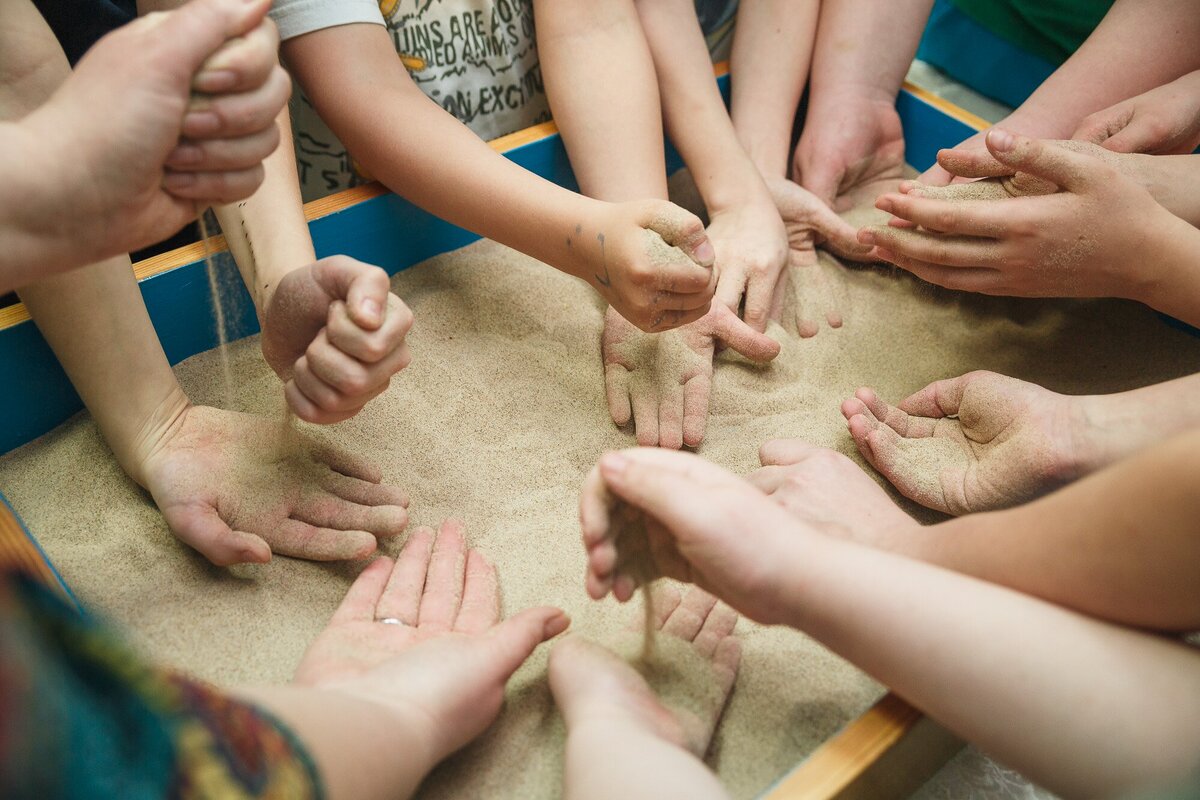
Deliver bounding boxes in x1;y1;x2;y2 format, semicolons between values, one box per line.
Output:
262;256;413;425
705;198;789;332
793;94;906;209
582;200;718;332
136;403;409;565
25;0;290;256
860;130;1175;299
1072;70;1200;156
294;520;569;762
580;447;808;625
602;303;779;449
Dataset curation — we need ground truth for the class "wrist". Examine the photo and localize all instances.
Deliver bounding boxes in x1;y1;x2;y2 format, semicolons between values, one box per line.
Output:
700;159;775;217
122;383;193;488
1130;211;1200;322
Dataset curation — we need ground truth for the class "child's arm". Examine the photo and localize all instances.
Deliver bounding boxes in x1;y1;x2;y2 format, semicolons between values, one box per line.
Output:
1072;70;1200;157
633;0;787;331
582;446;1200;799
729;0;820;181
280;22;716;333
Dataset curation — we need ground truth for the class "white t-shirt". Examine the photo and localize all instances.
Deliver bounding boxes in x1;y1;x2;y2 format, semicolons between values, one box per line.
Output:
273;0;551;201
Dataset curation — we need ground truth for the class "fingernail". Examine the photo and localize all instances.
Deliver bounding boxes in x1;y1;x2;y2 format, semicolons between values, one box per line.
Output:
857;229;875;245
183;110;220;136
599;452;629;479
989;128;1015;152
693;239;716;267
874;197;893;213
193;69;238;93
361;298;382;325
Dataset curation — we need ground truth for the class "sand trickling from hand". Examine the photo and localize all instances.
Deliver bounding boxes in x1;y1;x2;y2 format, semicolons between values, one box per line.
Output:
3;193;1200;797
607;497;661;658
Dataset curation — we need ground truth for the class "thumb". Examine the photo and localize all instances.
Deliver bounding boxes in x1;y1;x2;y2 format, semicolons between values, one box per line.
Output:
708;303;780;363
311;256;390;329
638;202;716;268
486;607;571;674
984;129;1096;191
934;146;1011;180
143;0;272;80
161;504;272;566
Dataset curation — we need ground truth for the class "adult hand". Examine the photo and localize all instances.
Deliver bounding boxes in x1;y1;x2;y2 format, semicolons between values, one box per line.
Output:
581;200;718;333
294;521;569;761
602;303;780;449
261;256;413;425
793;94;907;210
705;198;789;333
859;130;1175;299
21;0;290;259
1072;70;1200;156
135;404;409;565
580;447;806;624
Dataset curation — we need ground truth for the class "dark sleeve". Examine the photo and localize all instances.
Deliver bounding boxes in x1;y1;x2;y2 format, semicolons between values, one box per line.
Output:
0;571;324;799
29;0;138;65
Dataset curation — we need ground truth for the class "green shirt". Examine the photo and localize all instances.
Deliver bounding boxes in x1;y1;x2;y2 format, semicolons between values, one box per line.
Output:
950;0;1114;64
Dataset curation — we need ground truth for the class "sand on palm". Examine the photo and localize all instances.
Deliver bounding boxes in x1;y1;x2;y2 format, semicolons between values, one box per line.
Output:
3;200;1200;797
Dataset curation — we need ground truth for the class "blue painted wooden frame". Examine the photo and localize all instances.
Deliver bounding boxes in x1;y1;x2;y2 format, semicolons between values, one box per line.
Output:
0;77;979;457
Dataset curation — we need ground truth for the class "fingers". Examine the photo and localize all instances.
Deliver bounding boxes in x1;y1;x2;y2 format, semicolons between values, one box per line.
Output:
145;0;272;79
297;323;407;410
707;303;780;363
662;586;718;640
182;65;292;139
192;13;280;94
417;519;469;632
330;557;394;624
845;412;952;513
742;272;776;334
161;164;265;203
270;518;379;561
658;380;686;451
161;504;271;566
692;601;739;660
983;129;1099;192
310;257;395;330
604;364;633;427
860;225;997;268
165;124;280;173
842;387;938;439
377;526;436;624
484;606;572;677
294;491;408;539
681;373;710;448
631;384;660;448
1072;107;1131;148
935;146;1011;180
580;465;617;600
319;470;409;508
895;374;969;419
871;249;1004;294
311;445;384;483
327;296;413;362
454;550;501;635
917;160;956;187
638;202;716;269
797;160;843;208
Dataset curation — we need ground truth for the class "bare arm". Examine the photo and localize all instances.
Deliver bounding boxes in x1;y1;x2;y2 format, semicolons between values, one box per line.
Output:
729;0;820;180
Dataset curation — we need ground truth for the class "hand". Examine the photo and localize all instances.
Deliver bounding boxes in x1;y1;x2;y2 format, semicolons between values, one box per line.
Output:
581;200;718;332
704;198;789;332
747;439;916;546
294;521;569;762
134;402;409;565
1072;70;1200;155
602;303;780;449
859;130;1176;299
794;94;906;209
580;447;809;625
261;256;413;424
21;0;291;259
765;176;872;266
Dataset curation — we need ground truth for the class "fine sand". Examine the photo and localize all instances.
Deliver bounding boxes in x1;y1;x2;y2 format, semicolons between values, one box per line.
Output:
4;218;1200;797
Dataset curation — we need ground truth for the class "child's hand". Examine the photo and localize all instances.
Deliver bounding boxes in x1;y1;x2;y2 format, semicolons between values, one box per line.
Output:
766;176;872;265
294;521;568;763
860;130;1177;300
601;304;779;449
1073;70;1200;156
134;404;410;565
705;198;789;332
582;201;718;333
262;256;413;424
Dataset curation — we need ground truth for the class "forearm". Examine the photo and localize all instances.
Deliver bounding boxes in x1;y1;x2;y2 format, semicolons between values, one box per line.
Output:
635;0;766;212
779;532;1200;798
1138;210;1200;327
1142;154;1200;228
536;0;667;201
282;25;605;283
1004;0;1200;137
729;0;819;178
17;256;190;483
235;686;436;800
807;0;932;105
877;430;1200;631
213;106;316;314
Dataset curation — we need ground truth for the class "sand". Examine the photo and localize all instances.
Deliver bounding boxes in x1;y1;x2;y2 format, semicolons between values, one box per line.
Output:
3;211;1200;797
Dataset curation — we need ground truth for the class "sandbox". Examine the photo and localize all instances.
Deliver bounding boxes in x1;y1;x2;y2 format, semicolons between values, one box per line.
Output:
3;74;1199;799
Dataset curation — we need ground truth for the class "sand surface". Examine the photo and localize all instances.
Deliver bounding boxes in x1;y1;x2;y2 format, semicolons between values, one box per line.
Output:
3;229;1200;797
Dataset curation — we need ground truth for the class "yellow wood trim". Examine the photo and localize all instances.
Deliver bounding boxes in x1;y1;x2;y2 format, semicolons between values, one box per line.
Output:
762;692;960;799
0;498;62;594
901;80;990;132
